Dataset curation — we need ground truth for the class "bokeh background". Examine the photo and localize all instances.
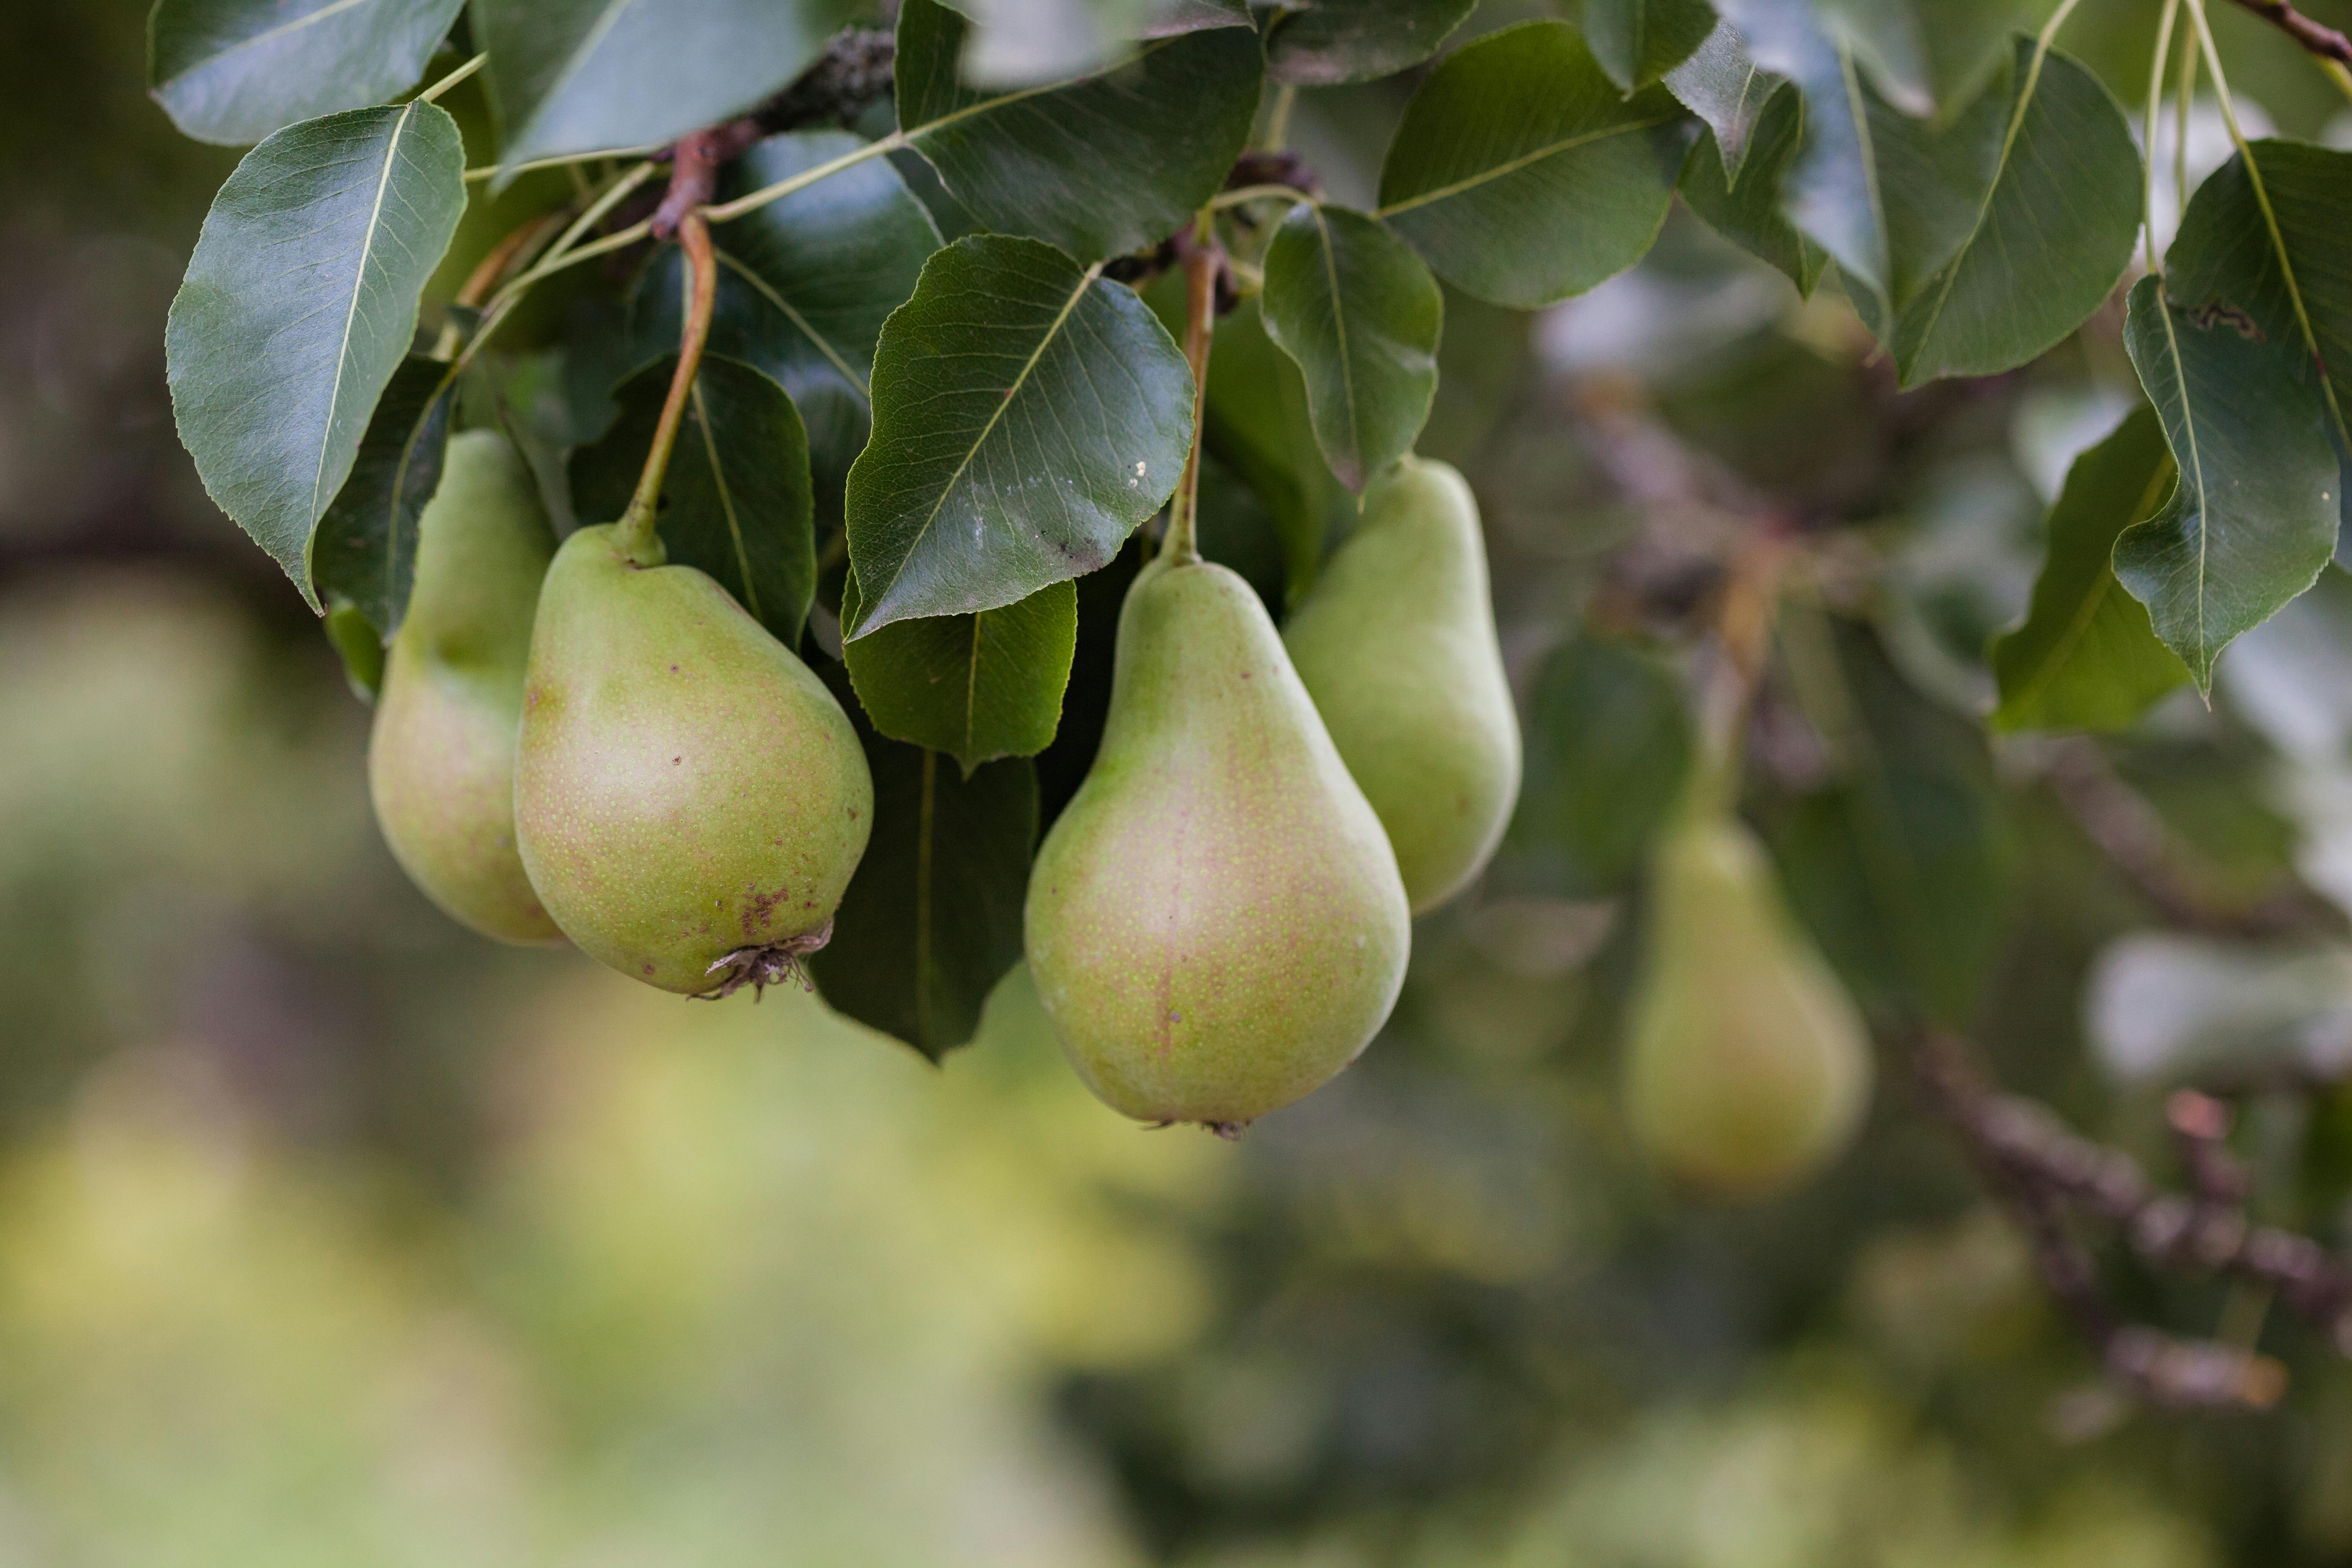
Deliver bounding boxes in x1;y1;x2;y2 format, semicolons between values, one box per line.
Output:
13;2;2352;1563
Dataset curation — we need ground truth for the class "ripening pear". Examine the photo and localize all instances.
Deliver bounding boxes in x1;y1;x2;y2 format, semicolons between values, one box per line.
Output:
368;430;562;944
1025;555;1411;1132
513;524;871;995
1622;803;1872;1199
1284;456;1520;913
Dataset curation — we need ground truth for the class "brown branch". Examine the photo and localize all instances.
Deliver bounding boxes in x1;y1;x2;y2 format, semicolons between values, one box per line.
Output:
2037;737;2339;941
2223;0;2352;62
1910;1029;2352;1409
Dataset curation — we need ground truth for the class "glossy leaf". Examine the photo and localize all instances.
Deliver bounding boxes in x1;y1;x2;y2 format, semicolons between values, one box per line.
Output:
472;0;854;168
1263;0;1479;85
1575;0;1718;91
1713;0;1991;317
1888;42;2141;386
1200;297;1336;606
895;0;1264;261
843;235;1194;636
2114;274;2341;690
571;355;818;646
149;0;466;145
166;102;467;606
633;131;941;532
310;355;456;637
2166;140;2352;529
1260;205;1444;494
1664;15;1776;184
1376;21;1688;309
841;573;1078;773
1989;404;2188;733
1679;83;1824;295
808;698;1039;1062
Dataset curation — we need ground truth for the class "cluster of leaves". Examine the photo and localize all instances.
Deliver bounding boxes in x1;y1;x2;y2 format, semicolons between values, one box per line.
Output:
153;0;2351;1061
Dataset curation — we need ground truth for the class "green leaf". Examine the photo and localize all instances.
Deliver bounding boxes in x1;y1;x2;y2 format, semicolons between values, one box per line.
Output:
1573;0;1718;91
1259;204;1444;494
807;688;1039;1061
2165;140;2352;534
310;355;456;636
472;0;854;168
1264;0;1479;86
1989;405;2189;733
2115;274;2341;690
840;572;1078;772
632;131;941;533
1663;15;1777;184
1678;82;1824;295
166;102;467;607
1713;0;1993;317
1200;297;1336;606
843;235;1194;636
1888;41;2141;386
1376;21;1689;309
1505;635;1694;895
571;355;818;646
149;0;466;145
895;0;1264;262
324;596;387;701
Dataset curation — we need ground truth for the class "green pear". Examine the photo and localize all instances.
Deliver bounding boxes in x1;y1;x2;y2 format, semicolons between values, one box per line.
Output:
1284;456;1520;913
1622;805;1872;1199
1025;556;1411;1132
513;524;872;995
368;430;562;945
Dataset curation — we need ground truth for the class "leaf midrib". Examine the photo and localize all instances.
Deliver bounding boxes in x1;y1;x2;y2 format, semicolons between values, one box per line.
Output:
1375;113;1679;219
309;101;420;549
162;0;379;84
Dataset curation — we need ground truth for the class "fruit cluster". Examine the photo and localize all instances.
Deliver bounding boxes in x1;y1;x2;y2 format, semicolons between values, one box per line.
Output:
373;431;1865;1191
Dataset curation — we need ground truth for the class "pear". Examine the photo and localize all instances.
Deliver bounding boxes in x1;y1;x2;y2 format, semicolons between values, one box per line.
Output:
1025;555;1411;1132
513;524;872;995
1284;456;1520;913
1622;805;1872;1199
368;430;563;944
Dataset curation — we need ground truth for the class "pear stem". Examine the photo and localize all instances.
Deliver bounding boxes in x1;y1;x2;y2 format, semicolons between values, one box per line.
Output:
1688;533;1789;819
1160;217;1221;569
616;212;719;566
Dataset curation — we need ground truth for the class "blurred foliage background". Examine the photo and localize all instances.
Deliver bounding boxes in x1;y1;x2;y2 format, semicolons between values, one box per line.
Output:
14;2;2352;1563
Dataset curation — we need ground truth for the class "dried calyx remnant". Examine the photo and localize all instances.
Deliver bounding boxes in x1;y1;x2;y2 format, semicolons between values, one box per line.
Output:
699;921;836;1001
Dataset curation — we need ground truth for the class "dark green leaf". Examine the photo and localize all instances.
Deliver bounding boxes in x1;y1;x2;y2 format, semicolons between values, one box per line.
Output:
472;0;854;168
1264;0;1479;85
895;0;1264;261
571;355;818;646
1663;15;1776;184
1989;404;2188;733
149;0;466;145
1260;204;1444;493
1888;42;2141;385
1505;635;1694;895
2165;140;2352;534
1714;0;1989;317
310;355;456;636
165;102;467;607
2115;273;2341;690
840;572;1078;774
1376;21;1688;309
1678;82;1824;295
633;131;941;534
1574;0;1718;91
843;235;1194;636
1199;297;1336;606
808;705;1039;1062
